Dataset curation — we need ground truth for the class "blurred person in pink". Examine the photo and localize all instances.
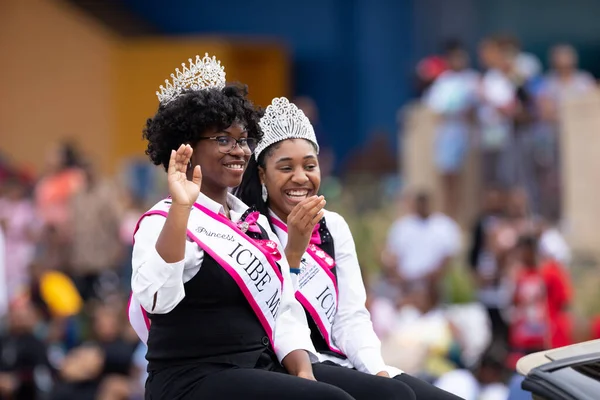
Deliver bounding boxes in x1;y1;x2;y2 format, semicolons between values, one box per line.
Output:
0;227;6;319
34;142;85;233
68;162;124;302
425;40;479;219
0;177;42;299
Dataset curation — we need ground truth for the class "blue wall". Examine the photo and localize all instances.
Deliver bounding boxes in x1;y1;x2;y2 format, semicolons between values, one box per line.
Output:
120;0;415;168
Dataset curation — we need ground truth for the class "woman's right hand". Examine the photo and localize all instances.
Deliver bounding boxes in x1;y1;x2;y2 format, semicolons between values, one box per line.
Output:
168;144;202;207
285;196;326;261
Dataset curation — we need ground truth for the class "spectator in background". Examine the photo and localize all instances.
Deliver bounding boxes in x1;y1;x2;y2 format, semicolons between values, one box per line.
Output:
0;226;7;319
68;163;123;302
539;249;573;349
92;304;137;380
0;299;53;400
500;35;542;89
382;191;461;297
538;219;571;267
118;192;146;293
34;142;85;234
434;347;509;400
425;40;479;219
477;36;517;187
539;44;596;119
415;56;448;98
537;44;596;218
468;186;510;345
0;177;41;300
499;35;542;209
488;187;540;265
379;285;458;379
508;235;549;369
49;344;104;400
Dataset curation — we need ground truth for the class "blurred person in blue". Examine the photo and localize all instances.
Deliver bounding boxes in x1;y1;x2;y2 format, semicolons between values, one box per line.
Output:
236;97;462;400
128;54;410;400
425;40;479;219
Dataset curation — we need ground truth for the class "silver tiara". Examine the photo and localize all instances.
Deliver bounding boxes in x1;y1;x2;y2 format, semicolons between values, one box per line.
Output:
156;53;226;104
255;97;319;159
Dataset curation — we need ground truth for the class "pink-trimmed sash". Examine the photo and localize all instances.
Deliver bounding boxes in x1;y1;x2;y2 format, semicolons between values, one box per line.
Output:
128;199;283;348
270;216;345;356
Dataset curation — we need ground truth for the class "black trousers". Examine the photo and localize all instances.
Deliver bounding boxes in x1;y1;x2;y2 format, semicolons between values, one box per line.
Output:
313;362;415;400
146;363;353;400
395;373;465;400
146;362;417;400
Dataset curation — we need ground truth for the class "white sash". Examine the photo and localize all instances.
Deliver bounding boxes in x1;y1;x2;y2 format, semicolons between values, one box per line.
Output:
270;217;345;357
128;199;283;347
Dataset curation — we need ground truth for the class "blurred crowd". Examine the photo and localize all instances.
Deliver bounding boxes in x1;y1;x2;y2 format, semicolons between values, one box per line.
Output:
0;32;598;400
416;35;597;221
367;187;574;400
0;143;153;399
364;34;599;400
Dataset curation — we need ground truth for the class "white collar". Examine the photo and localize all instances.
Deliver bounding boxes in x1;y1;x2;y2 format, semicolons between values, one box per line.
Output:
268;208;291;228
196;192;250;222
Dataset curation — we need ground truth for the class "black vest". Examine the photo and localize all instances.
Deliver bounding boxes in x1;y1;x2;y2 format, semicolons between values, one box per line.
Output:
304;217;347;360
146;214;276;370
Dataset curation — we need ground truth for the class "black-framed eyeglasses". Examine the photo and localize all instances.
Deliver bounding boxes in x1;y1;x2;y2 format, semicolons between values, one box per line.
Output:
197;136;258;155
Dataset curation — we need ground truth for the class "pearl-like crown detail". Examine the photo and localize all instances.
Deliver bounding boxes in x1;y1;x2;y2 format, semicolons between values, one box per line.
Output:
156;53;226;104
255;97;319;159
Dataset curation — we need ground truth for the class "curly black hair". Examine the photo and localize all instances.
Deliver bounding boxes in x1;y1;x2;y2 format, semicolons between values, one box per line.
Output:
143;84;263;171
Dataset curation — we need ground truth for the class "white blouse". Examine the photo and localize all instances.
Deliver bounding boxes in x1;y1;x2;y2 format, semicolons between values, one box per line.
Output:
131;192;317;363
270;209;398;375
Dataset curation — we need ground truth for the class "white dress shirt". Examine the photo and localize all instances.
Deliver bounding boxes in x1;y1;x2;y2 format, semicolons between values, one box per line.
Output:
131;192;317;363
271;209;396;375
385;213;461;282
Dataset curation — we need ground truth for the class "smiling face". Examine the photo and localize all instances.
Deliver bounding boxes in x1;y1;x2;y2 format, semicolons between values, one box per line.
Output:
259;139;320;222
192;121;250;198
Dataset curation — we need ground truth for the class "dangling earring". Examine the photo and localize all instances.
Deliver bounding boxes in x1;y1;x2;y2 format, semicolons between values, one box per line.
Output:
261;184;268;202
